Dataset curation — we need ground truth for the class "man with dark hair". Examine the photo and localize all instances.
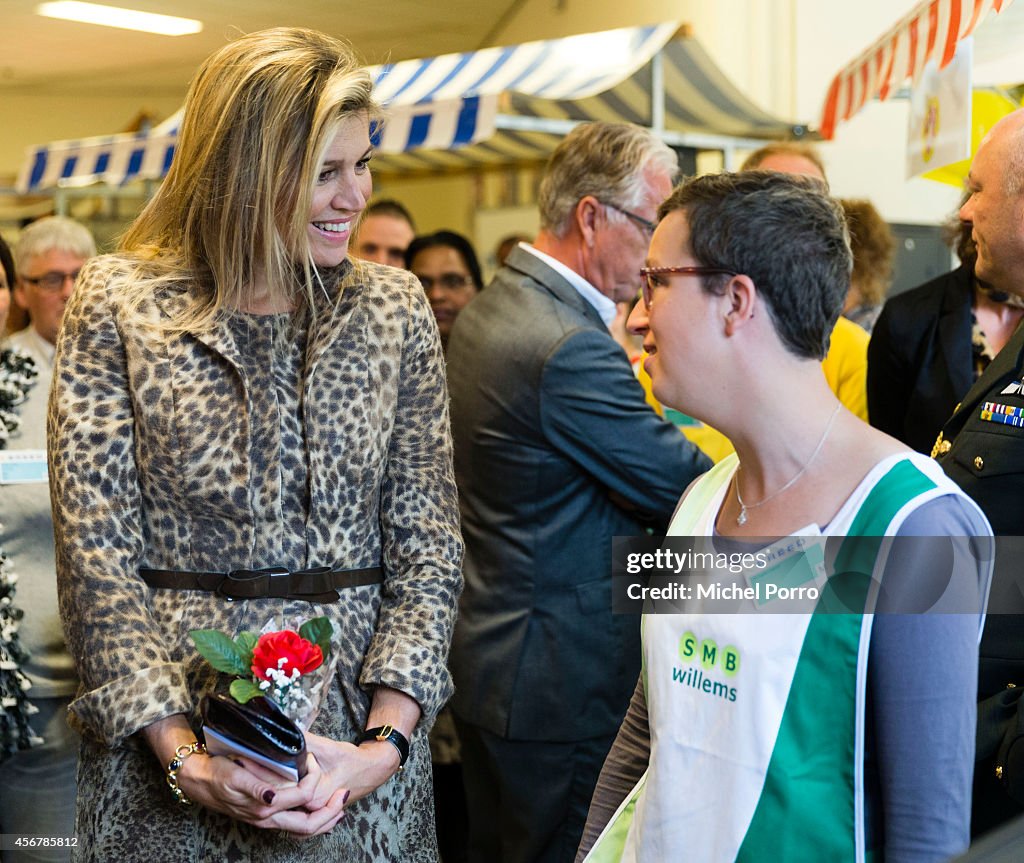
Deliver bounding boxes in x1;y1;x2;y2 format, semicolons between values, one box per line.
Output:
656;171;851;360
933;107;1024;838
351;198;416;268
446;121;711;863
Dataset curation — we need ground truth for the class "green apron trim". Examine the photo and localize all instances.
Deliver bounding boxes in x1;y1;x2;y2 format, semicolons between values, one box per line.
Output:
735;459;936;862
671;455;736;530
585;773;647;863
645;456;735;702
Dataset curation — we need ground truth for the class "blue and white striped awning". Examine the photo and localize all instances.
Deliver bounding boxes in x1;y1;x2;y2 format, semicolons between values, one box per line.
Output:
17;23;800;192
17;110;180;194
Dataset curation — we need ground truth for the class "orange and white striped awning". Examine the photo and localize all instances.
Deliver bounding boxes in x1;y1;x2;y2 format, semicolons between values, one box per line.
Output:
820;0;1016;139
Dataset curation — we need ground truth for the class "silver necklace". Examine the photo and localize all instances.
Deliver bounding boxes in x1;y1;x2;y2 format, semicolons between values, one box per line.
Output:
735;402;842;526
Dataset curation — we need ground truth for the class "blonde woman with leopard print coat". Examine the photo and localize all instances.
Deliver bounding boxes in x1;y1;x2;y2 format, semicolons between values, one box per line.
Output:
47;29;462;863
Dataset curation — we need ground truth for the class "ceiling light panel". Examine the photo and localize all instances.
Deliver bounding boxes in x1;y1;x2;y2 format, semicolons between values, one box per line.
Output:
36;2;203;37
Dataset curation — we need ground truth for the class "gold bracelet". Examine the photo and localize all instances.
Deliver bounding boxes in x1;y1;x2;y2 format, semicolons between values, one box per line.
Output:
166;741;207;806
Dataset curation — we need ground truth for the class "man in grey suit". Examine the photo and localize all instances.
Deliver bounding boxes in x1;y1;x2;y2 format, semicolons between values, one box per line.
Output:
446;121;711;863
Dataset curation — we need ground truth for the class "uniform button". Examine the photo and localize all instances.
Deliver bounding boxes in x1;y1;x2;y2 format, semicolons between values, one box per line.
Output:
940;440;951;454
974;456;984;470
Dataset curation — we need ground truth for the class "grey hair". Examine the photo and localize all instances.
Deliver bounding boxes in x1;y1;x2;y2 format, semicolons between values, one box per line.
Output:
15;216;96;274
659;171;852;360
538;121;678;237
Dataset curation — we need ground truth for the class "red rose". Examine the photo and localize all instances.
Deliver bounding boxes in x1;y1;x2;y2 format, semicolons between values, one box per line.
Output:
251;630;323;681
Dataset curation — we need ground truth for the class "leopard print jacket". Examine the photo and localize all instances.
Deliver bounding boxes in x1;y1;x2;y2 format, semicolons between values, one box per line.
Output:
48;254;463;861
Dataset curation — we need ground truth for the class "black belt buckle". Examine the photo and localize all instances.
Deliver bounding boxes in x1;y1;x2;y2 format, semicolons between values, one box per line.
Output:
289;566;340;603
221;566;291;600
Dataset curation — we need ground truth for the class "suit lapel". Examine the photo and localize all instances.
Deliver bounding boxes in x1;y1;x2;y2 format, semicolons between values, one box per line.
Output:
155;284;248;384
505;247;607;330
154;263;364;393
937;265;976;400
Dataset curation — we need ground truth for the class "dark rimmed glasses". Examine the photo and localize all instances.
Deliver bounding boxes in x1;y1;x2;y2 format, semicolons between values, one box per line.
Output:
22;269;81;293
416;273;476;292
639;266;738;309
598;200;657;237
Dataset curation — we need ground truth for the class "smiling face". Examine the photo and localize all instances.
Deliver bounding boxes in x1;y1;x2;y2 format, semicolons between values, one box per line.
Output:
307;114;373;268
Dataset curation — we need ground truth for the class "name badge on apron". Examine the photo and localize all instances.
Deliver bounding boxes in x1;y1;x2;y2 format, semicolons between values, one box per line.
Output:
0;449;48;484
745;532;827;609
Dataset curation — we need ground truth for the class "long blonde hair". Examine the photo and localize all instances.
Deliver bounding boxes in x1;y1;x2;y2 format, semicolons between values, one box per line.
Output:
120;28;379;334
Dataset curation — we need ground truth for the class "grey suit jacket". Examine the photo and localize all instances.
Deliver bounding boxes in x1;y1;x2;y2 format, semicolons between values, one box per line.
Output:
447;247;711;741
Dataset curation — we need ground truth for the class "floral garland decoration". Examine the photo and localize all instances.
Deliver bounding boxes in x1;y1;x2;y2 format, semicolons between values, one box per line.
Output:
0;346;38;447
0;345;42;762
190;617;334;727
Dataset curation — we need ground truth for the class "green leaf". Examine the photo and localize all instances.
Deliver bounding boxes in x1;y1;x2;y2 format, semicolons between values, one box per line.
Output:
299;616;334;660
230;678;265;704
234;631;258;659
189;629;250;677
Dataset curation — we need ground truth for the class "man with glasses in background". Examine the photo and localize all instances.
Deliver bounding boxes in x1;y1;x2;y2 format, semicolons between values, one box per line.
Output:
10;216;95;364
0;215;94;856
446;121;710;863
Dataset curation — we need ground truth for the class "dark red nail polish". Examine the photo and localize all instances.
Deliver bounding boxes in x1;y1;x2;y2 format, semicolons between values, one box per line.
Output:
343;789;351;804
263;790;276;804
232;759;244;767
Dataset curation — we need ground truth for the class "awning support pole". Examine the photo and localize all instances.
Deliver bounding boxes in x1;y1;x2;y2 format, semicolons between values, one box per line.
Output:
651;50;665;133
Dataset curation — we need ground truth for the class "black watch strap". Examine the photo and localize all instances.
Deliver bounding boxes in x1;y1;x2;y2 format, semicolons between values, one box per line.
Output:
358;724;410;769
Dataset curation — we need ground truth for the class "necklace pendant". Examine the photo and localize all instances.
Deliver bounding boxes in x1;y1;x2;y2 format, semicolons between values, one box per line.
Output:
736;507;748;526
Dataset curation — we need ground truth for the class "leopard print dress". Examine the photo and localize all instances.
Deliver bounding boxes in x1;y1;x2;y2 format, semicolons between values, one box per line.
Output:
48;256;463;862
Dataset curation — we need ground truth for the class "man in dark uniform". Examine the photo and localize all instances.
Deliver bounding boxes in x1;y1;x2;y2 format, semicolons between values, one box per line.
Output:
934;107;1024;837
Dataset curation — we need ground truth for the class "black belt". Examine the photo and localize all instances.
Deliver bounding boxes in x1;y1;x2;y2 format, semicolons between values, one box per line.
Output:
139;565;383;604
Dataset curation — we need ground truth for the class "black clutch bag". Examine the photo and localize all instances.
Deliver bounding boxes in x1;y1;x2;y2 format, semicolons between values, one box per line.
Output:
200;693;308;781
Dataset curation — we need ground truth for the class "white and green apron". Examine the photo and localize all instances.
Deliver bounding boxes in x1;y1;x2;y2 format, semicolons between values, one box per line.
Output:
587;452;982;863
